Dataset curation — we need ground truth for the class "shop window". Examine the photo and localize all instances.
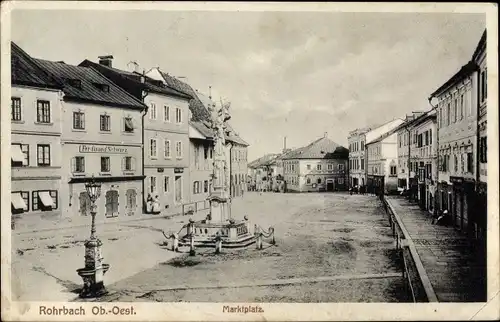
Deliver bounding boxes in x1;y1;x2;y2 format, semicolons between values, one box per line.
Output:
32;190;58;211
126;189;137;215
390;166;397;176
317;178;322;184
105;190;119;218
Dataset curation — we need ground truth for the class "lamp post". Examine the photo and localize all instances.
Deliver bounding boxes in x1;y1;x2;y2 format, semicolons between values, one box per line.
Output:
77;175;109;298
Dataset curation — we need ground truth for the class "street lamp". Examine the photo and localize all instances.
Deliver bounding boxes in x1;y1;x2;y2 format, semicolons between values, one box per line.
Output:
77;175;109;298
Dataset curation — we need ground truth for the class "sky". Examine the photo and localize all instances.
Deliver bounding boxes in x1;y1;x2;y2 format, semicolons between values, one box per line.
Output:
11;10;485;162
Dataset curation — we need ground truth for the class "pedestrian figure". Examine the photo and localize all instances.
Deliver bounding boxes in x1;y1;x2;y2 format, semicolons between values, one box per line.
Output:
146;193;153;213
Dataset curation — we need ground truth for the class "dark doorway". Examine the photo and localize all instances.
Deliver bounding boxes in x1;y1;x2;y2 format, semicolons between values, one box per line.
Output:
326;181;334;192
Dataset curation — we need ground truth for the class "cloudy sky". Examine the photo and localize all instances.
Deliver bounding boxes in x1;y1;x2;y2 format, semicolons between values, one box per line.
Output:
11;10;485;161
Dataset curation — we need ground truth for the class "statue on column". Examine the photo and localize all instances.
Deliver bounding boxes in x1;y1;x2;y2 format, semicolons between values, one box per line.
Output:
208;101;231;192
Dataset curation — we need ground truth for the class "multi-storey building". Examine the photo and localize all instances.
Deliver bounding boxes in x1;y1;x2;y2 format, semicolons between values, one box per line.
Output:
247;154;280;192
188;120;215;204
347;128;369;188
80;58;193;213
146;67;249;200
366;130;399;195
429;60;478;235
411;111;438;211
10;42;65;225
35;58;146;219
473;30;487;241
283;133;348;192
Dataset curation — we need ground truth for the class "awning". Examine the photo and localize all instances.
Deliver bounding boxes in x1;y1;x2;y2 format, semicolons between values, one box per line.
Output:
125;118;135;130
11;145;24;163
11;193;27;210
39;191;54;207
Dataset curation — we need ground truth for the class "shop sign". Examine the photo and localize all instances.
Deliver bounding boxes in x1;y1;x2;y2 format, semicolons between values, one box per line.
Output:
79;144;128;154
450;176;464;184
174;168;184;174
157;168;164;173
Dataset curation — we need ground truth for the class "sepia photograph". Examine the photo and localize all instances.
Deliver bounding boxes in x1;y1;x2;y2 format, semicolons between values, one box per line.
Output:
1;1;498;321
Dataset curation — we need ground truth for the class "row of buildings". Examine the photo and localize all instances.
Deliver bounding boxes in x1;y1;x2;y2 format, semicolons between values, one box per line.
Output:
248;133;349;193
10;42;249;225
347;29;487;240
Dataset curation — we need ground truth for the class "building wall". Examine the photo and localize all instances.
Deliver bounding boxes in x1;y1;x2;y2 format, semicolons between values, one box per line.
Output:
11;85;63;219
283;159;300;191
143;93;190;209
365;119;404;144
476;47;487;184
188;139;213;204
60;100;143;218
397;127;410;190
283;158;347;192
230;143;248;196
367;133;398;194
348;130;367;187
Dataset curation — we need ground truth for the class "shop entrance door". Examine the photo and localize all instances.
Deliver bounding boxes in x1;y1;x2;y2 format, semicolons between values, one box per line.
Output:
175;176;182;203
105;190;119;218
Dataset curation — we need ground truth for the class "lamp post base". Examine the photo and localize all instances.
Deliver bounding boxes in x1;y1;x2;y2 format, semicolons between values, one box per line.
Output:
77;264;110;298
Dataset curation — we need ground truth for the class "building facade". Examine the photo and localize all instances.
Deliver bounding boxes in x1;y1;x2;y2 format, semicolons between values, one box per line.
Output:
411;111;438;211
430;60;479;236
35;58;147;220
366;131;398;195
473;30;487;242
347;128;369;188
10;43;65;224
283;134;348;192
187;121;214;206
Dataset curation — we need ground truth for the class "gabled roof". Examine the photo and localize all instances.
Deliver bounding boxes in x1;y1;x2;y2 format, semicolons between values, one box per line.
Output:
34;58;146;110
248;153;281;168
11;42;63;90
283;137;348;160
430;61;479;98
79;60;191;100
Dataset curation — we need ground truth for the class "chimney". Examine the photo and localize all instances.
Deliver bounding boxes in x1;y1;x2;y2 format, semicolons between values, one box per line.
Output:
98;55;114;68
324;132;328;138
209;86;212;100
284;136;287;151
127;61;140;73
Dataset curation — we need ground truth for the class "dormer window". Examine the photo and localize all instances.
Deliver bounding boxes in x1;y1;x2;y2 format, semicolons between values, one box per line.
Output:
67;79;82;89
93;82;110;92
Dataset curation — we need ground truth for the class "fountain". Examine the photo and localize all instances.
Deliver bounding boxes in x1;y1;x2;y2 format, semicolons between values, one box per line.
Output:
164;100;274;252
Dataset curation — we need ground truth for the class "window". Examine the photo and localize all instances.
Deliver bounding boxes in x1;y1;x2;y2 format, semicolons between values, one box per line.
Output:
361;141;364;150
426;163;432;179
204;180;208;193
390;166;397;176
454;155;458;172
176;141;182;158
175;108;182;123
37;144;50;166
453;98;458;123
150;176;157;193
438;108;442;128
124;117;134;133
446;103;451;126
150;102;157;120
164;105;170;122
19;191;29;212
425;132;429;146
12;144;29;166
317;164;322;171
459;94;464;120
150;139;157;159
317;178;322;184
429;129;432;145
467;152;474;173
361;159;364;170
193;181;200;194
73;111;85;129
100;157;110;173
338;178;344;185
37;100;51;123
123;156;134;171
481;70;487;102
73;156;85;173
306;178;311;184
100;115;110;131
93;83;109;92
338;164;344;170
32;190;58;211
328;164;333;170
194;146;200;169
164;176;170;193
11;97;21;121
480;136;487;163
164;140;171;158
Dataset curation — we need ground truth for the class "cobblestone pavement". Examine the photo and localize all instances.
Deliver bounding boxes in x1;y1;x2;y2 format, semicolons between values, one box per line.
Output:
386;196;487;302
86;192;408;302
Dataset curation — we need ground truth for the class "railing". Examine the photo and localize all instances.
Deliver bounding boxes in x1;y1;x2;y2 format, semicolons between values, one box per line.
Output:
181;200;210;216
382;196;438;303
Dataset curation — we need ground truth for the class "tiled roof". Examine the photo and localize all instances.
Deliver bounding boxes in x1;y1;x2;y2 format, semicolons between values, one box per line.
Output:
472;29;487;62
11;42;63;89
157;69;211;122
248;154;280;168
156;68;249;147
79;60;191;100
283;137;348;160
190;121;214;139
34;58;146;110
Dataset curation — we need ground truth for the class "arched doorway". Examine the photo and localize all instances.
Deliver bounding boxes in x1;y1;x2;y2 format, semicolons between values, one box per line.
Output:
79;192;91;216
105;190;119;218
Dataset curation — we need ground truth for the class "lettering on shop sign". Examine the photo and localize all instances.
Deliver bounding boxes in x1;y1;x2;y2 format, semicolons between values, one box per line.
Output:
157;168;164;173
79;145;128;154
174;168;184;173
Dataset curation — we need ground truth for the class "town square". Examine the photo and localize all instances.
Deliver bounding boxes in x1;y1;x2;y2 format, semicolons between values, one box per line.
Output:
4;6;494;310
